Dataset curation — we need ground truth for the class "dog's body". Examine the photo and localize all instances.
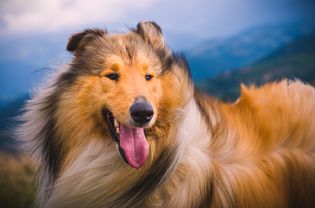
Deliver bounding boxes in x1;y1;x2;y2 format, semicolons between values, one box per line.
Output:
18;22;315;208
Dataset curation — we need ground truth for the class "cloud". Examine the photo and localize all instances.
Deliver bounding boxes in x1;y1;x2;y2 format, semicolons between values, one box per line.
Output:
0;0;313;38
0;0;155;35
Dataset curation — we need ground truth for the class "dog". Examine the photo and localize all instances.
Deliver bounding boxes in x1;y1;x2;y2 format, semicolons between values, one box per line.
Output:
18;21;315;208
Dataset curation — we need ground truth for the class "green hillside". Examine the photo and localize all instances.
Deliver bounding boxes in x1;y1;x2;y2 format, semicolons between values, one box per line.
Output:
198;33;315;101
187;22;314;81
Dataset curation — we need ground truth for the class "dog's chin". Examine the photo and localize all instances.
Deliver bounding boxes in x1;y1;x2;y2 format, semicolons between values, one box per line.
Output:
101;108;150;169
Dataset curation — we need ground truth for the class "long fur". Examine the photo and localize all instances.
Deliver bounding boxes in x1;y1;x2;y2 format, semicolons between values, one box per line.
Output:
17;22;315;208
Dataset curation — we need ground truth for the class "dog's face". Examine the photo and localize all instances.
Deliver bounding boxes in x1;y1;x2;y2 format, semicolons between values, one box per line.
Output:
96;51;162;128
61;22;188;169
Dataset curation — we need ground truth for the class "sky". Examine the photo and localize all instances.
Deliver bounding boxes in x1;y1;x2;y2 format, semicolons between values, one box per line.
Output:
0;0;314;99
1;0;314;38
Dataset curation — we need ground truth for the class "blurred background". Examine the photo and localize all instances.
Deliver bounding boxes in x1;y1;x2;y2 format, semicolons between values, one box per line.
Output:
0;0;315;207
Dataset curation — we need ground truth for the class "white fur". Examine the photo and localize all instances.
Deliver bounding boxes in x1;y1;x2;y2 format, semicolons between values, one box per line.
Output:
161;98;212;207
45;139;128;207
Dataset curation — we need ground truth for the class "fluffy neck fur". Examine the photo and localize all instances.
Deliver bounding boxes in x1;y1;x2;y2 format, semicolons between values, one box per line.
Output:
147;96;214;207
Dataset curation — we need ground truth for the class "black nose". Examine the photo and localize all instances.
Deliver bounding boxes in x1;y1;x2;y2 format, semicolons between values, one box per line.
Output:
130;102;154;124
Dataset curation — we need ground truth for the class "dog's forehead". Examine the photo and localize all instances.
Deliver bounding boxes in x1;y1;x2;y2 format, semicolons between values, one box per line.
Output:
104;51;160;73
101;33;161;70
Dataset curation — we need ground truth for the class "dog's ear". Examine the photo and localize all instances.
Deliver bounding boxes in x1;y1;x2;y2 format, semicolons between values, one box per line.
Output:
135;21;165;49
66;29;106;55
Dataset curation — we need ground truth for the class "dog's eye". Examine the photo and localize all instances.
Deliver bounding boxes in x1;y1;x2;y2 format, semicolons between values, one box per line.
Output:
145;74;153;81
105;73;119;81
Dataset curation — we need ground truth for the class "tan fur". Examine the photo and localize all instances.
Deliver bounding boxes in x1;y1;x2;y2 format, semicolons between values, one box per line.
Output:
207;81;315;207
18;22;315;207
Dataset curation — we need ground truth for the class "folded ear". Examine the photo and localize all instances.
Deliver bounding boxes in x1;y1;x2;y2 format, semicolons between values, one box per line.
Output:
66;28;106;55
135;21;166;49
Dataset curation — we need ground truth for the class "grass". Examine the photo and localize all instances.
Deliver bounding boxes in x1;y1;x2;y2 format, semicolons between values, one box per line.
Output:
0;153;36;208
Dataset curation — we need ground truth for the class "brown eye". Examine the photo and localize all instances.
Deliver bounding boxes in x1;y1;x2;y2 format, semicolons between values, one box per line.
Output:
105;73;119;81
145;74;153;81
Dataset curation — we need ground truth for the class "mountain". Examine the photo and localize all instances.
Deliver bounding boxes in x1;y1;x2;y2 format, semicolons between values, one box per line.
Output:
0;95;28;152
198;32;315;101
186;22;315;81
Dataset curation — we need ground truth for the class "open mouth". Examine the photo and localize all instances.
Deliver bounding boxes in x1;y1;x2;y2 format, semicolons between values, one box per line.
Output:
102;108;149;169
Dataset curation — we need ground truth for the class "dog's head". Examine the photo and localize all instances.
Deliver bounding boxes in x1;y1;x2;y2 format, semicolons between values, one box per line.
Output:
60;22;192;169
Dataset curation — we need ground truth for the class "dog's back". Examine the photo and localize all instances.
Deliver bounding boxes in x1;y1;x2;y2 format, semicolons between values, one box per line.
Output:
235;80;315;149
209;80;315;207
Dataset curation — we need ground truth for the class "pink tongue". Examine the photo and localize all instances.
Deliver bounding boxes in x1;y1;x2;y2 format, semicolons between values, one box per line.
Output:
119;124;149;169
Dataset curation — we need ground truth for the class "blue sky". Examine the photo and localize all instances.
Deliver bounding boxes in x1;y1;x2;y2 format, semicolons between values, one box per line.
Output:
0;0;314;99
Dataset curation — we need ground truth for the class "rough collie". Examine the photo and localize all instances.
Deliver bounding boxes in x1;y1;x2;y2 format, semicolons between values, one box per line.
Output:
18;22;315;208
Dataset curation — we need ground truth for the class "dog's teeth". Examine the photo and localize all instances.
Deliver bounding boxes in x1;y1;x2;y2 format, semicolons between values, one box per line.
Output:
116;127;120;134
114;119;119;128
